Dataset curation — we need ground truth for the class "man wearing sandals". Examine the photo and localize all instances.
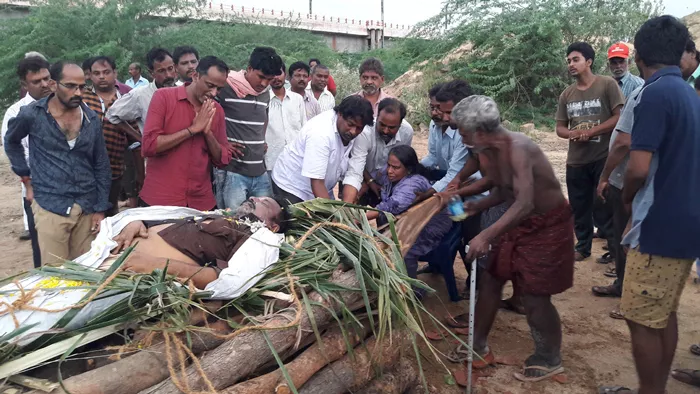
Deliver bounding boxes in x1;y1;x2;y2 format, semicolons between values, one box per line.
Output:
601;16;700;394
453;96;575;383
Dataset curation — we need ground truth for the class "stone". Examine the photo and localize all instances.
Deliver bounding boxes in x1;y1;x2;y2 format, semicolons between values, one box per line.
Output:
520;123;536;133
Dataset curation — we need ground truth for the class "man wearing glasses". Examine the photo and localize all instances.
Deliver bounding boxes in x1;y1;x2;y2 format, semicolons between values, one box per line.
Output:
4;62;112;266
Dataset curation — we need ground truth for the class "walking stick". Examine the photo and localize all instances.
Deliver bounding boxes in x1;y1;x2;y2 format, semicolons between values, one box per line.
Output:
465;245;477;394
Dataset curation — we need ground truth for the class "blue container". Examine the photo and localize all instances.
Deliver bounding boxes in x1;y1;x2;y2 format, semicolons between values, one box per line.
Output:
448;196;467;221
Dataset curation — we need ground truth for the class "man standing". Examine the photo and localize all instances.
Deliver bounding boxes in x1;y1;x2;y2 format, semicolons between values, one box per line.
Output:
555;42;624;262
418;80;474;200
590;43;646;300
271;96;374;204
288;61;321;120
266;64;306;174
681;39;700;86
306;64;336;112
140;56;231;210
354;58;393;117
309;58;336;96
173;46;199;84
82;56;132;217
106;48;179;208
342;98;413;204
1;56;52;267
621;15;700;394
125;62;149;89
591;83;643;309
601;16;700;394
4;62;112;266
453;96;574;383
215;47;284;209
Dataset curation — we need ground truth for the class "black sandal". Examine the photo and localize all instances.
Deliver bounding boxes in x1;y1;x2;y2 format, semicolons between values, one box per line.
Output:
671;369;700;387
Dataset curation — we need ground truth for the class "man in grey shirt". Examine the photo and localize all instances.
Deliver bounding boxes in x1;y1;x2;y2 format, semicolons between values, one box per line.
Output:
215;47;284;209
591;84;643;316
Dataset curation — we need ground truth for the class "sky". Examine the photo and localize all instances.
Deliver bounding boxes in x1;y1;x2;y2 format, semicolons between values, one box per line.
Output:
218;0;699;26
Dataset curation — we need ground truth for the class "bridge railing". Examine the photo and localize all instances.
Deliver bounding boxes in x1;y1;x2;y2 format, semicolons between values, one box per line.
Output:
202;2;412;37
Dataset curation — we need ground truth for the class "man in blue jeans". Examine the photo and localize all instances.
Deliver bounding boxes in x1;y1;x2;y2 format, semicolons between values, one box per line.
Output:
215;47;285;209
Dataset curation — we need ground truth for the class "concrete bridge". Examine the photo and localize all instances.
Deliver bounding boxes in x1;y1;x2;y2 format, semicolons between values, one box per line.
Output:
0;0;413;52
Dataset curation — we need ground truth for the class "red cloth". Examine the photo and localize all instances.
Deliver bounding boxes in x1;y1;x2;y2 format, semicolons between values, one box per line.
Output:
489;201;575;295
140;85;230;210
327;75;336;92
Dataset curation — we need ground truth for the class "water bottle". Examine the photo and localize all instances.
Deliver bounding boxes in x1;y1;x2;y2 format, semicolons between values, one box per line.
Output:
448;195;468;221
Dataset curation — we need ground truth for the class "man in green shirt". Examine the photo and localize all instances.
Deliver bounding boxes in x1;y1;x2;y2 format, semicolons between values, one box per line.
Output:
681;39;700;87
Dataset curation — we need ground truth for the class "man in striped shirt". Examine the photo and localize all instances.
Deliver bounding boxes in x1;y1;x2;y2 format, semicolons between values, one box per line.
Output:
82;56;134;217
215;47;285;209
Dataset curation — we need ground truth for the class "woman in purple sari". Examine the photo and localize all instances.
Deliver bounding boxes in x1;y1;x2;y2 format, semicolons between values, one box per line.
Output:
366;145;452;279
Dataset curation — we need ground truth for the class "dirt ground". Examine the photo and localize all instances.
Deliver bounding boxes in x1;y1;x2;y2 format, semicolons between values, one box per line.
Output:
0;131;699;393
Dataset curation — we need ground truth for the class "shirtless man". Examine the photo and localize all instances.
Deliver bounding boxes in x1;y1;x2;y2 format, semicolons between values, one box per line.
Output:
452;96;575;382
109;196;286;289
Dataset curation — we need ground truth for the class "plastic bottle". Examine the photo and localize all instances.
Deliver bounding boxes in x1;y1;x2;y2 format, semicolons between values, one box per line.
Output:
448;195;468;221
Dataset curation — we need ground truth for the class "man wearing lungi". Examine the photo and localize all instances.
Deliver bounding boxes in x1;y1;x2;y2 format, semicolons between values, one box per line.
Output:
453;95;575;382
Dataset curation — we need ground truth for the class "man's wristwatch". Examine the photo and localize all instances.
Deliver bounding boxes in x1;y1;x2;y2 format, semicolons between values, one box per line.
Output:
368;178;375;184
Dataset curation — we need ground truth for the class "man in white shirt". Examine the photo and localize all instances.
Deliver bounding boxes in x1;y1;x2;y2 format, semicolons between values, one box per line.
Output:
288;61;321;120
266;64;307;172
306;64;336;112
342;98;413;204
125;62;149;89
1;56;52;265
271;96;374;204
105;48;178;208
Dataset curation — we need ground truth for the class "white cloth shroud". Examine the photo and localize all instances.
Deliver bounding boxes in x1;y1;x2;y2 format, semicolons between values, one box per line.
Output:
0;206;283;345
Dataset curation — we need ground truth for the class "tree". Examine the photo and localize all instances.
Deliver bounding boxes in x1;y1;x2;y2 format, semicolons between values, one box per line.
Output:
0;0;340;110
413;0;661;119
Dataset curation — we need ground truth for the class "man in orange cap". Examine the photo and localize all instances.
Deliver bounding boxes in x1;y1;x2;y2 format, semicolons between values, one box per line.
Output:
607;42;644;98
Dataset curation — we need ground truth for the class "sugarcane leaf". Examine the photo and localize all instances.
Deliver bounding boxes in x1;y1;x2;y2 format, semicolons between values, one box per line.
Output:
57;333;86;394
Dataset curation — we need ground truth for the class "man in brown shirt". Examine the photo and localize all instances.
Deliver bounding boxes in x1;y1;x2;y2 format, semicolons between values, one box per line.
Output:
110;196;286;289
555;42;624;263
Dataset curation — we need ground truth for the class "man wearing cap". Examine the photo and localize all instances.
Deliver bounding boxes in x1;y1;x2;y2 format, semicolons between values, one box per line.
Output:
608;43;644;98
589;43;646;298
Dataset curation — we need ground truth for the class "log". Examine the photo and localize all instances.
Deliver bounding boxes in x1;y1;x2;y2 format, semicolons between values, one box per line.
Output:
297;330;411;394
140;269;367;394
34;323;231;394
356;358;419;394
221;322;373;394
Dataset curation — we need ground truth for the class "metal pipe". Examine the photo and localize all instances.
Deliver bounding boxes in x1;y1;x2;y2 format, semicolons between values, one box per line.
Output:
465;245;477;394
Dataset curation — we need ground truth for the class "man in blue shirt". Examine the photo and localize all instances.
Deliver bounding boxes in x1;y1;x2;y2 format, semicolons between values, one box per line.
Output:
417;80;477;201
4;62;112;266
600;16;700;394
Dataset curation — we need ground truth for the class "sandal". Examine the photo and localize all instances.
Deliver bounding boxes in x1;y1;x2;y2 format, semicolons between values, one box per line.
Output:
592;284;621;297
609;308;624;320
671;369;700;387
604;266;617;278
513;364;564;382
425;327;469;341
690;344;700;356
446;344;494;368
598;386;635;393
445;313;470;328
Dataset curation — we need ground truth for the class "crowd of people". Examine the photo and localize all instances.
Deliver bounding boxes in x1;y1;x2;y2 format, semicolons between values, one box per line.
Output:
1;13;700;394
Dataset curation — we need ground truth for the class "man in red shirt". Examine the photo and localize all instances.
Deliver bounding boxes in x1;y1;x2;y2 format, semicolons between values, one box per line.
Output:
140;56;231;210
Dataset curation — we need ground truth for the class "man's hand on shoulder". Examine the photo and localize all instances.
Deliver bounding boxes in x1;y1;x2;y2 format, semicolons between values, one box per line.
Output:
112;220;148;253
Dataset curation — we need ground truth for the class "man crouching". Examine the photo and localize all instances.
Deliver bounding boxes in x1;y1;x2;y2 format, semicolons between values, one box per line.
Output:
454;96;574;382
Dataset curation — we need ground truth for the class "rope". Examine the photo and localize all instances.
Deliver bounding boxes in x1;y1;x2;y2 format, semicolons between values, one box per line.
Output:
0;266;126;328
